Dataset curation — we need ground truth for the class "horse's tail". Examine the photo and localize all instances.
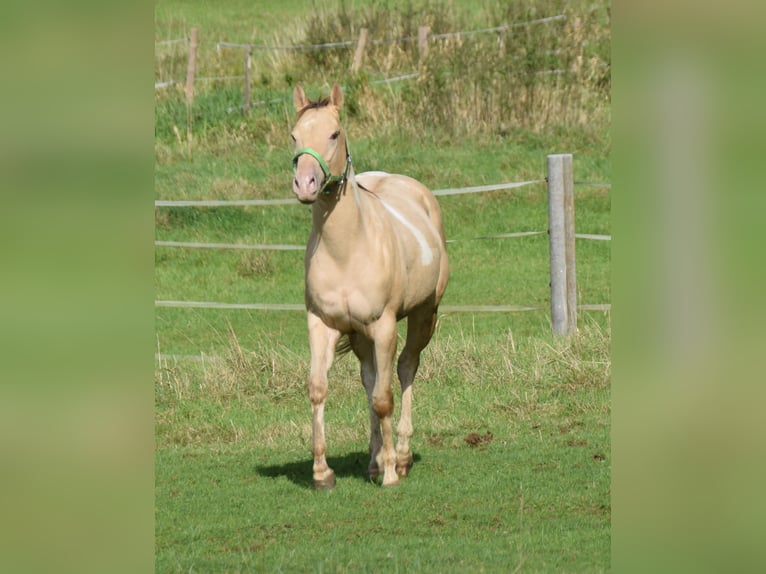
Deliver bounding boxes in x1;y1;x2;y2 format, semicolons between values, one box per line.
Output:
335;334;353;357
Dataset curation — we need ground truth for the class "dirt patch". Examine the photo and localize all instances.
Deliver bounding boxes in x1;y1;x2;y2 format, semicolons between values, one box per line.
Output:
566;438;588;447
558;421;585;435
464;431;493;448
427;434;444;447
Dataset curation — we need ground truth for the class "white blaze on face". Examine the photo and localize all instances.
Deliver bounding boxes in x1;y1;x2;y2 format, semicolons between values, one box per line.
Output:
379;199;434;266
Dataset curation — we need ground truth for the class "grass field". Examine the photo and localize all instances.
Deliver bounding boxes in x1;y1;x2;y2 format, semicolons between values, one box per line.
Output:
155;0;610;571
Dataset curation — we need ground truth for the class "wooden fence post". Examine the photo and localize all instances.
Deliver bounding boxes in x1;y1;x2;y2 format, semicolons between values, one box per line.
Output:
547;154;577;335
243;46;252;114
563;156;578;333
418;26;430;64
185;27;199;104
351;28;369;73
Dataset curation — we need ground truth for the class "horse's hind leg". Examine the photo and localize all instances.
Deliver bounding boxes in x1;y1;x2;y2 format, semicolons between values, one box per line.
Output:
349;333;382;480
366;312;399;487
396;303;439;477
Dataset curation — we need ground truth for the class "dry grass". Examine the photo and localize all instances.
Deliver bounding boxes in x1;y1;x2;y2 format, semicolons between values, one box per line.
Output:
156;317;610;448
155;0;610;140
235;251;274;278
286;1;609;134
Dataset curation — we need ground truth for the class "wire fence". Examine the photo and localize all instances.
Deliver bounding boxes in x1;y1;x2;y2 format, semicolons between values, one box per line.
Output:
154;177;610;251
155;13;570;52
155;9;611;353
155;173;610;321
154;11;599;90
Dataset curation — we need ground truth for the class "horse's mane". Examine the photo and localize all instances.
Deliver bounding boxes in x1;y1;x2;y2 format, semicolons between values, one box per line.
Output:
296;97;332;119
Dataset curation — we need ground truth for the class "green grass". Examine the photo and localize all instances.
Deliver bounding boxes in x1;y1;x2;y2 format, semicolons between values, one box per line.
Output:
156;322;610;572
155;0;610;571
155;126;611;357
156;440;609;572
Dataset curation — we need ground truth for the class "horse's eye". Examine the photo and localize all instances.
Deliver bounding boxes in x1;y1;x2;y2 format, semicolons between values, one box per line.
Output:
290;134;297;143
330;131;340;141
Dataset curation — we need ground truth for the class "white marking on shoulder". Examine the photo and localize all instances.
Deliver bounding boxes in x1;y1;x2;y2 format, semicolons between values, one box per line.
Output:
379;199;434;266
357;171;390;178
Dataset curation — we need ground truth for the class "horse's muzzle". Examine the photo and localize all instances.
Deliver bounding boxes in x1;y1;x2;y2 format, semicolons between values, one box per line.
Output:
293;173;321;203
293;154;324;203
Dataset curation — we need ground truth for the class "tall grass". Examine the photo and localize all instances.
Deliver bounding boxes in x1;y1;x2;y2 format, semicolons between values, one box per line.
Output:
155;317;610;449
294;0;610;134
154;0;610;145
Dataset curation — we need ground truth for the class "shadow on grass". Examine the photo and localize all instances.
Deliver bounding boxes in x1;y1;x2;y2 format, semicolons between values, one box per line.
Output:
255;451;422;489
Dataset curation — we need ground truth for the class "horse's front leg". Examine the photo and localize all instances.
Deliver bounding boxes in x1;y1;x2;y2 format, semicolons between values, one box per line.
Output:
307;312;341;490
368;312;399;487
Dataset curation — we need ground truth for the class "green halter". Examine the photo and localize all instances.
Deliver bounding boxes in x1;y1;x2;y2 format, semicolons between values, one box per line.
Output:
292;146;351;195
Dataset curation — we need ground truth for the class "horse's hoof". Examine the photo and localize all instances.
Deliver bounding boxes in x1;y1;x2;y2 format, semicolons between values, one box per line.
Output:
382;476;400;487
366;466;380;481
313;472;336;490
396;462;413;477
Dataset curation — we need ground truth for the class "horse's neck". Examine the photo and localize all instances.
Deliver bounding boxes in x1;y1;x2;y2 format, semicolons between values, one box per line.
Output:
311;168;370;262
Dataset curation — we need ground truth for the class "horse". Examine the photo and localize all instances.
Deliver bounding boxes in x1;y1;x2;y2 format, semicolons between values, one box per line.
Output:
291;83;449;488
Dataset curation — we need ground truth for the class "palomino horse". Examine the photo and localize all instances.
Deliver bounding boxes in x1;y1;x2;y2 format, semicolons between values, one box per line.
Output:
291;84;449;488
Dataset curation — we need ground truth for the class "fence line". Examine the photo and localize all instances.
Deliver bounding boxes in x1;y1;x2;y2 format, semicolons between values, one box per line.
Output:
154;299;610;313
157;300;304;311
576;234;611;241
154;158;611;338
154;231;610;253
217;39;355;51
154;230;611;253
432;179;544;196
154;177;609;207
447;231;546;243
155;198;296;207
154;8;607;114
155;241;304;251
154;13;579;50
154;179;549;208
156;5;613;50
427;15;568;41
158;14;567;51
154;175;610;261
155;67;570;91
207;13;568;53
373;72;420;84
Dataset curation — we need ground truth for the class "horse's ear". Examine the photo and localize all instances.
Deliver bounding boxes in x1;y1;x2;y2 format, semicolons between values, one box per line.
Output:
330;83;344;110
293;85;308;112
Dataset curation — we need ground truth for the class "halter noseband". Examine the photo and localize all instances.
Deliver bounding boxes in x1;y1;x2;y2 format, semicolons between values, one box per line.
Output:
292;146;351;195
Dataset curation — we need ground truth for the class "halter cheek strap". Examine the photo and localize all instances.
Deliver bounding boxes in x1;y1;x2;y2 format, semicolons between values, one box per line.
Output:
293;146;351;195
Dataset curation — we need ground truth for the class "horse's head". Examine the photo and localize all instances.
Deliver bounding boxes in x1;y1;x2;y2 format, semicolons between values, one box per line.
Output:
291;83;349;204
